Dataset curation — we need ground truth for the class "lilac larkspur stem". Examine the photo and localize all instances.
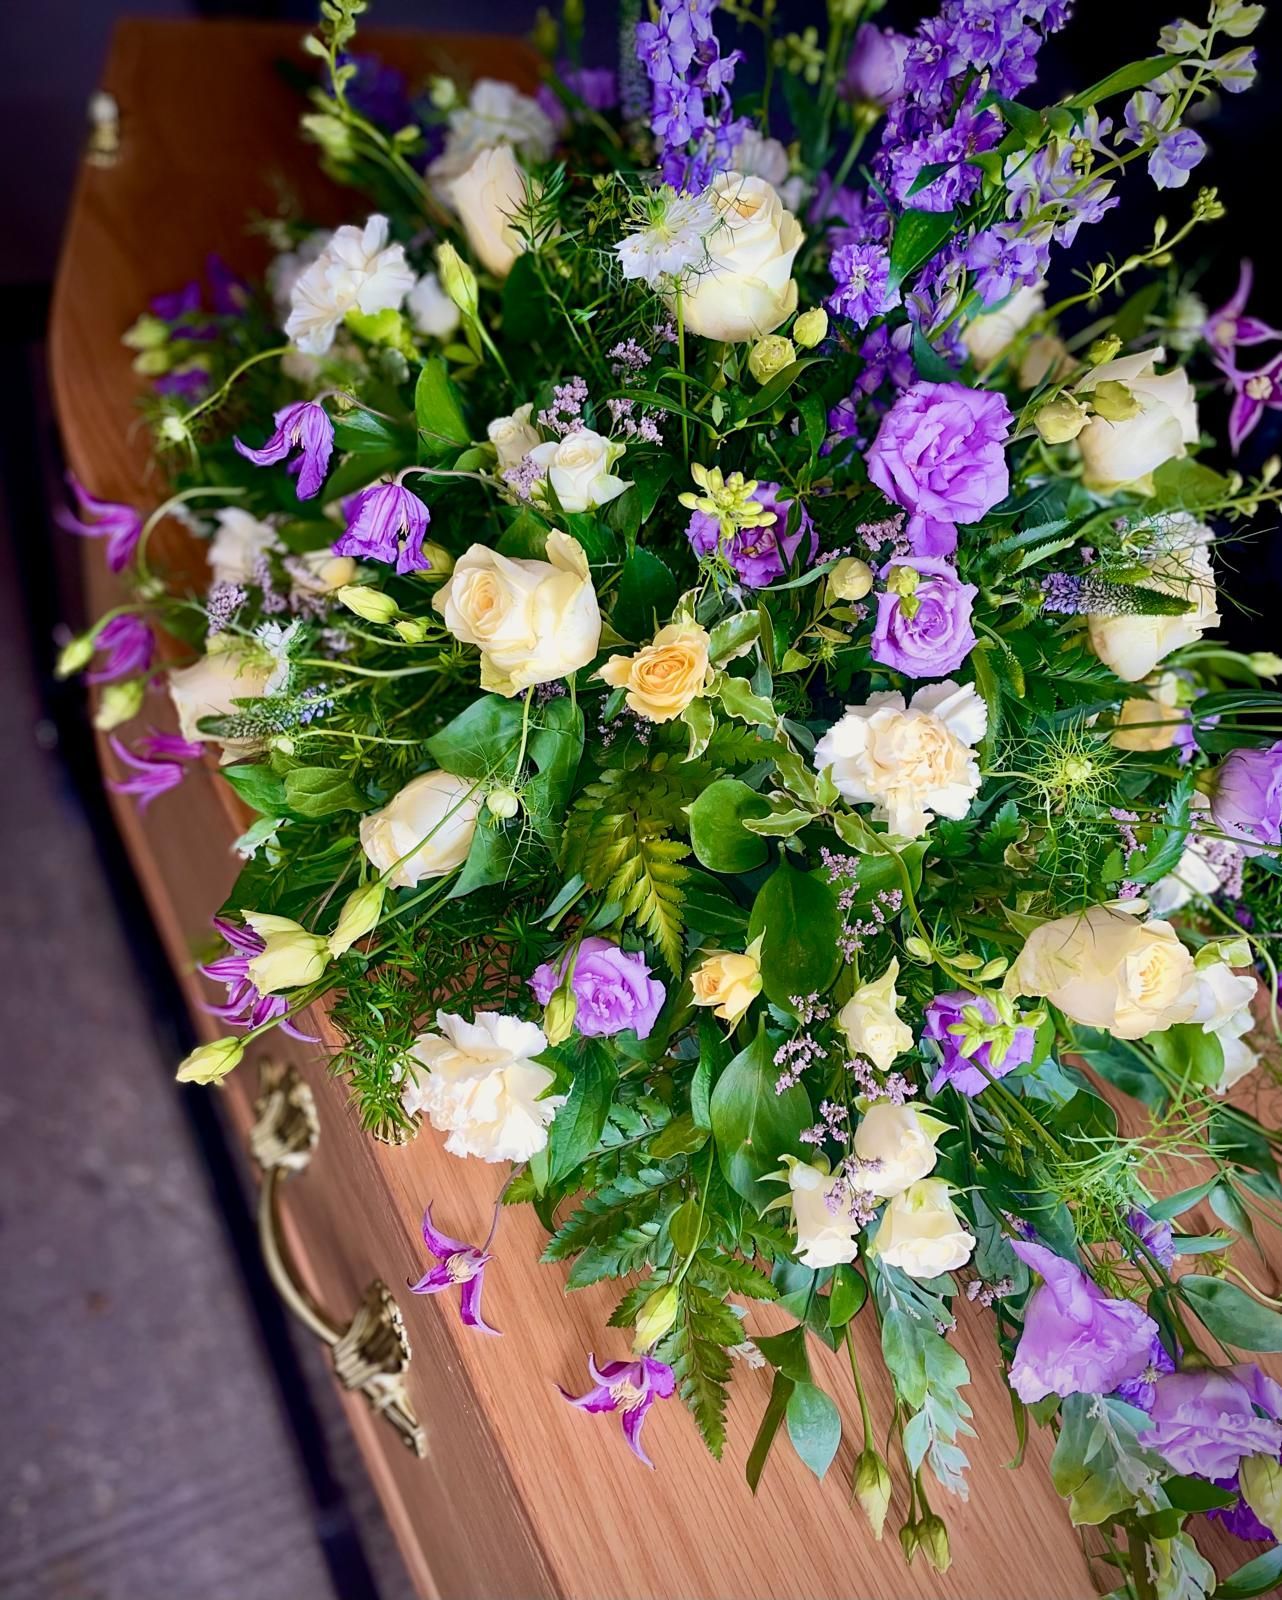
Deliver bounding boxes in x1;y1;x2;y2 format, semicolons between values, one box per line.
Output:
559;1353;675;1467
234;401;335;501
408;1204;500;1335
56;474;143;573
87;616;155;684
198;916;318;1042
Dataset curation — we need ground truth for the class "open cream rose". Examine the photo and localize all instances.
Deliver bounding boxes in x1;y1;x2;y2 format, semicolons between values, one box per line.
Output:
1075;347;1199;491
528;427;630;513
678;172;803;343
359;769;481;888
451;144;530;279
838;959;914;1074
786;1158;861;1268
596;621;712;723
168;636;273;762
689;935;763;1026
1088;517;1219;682
851;1100;947;1199
433;531;601;695
487;402;540;470
871;1180;974;1278
1111;671;1189;752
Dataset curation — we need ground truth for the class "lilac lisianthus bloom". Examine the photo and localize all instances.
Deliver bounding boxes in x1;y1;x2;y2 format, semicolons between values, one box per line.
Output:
686;482;817;589
1209;1473;1278;1542
537;66;618;129
559;1353;676;1467
56;474;143;573
334;482;432;575
1112;1334;1176;1412
872;556;978;678
197;915;318;1041
235;401;334;501
1125;1209;1174;1271
923;991;1034;1097
905;514;958;559
1007;1240;1159;1403
1209;740;1282;857
529;937;665;1040
867;381;1012;523
1139;1366;1282;1480
409;1205;499;1335
87;616;155;684
843;23;909;107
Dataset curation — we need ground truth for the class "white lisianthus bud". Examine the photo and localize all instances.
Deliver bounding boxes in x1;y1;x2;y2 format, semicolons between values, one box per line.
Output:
792;307;829;348
57;633;96;678
826;556;874;603
242;912;331;994
337;584;401;624
871;1179;975;1278
328;881;387;958
1035;393;1089;445
1241;1454;1282;1541
851;1102;948;1198
94;679;145;730
1249;651;1282;677
854;1449;893;1540
747;334;796;384
176;1036;245;1085
394;618;430;643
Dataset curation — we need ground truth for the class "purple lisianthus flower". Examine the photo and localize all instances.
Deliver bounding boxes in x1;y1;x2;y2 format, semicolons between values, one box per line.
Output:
1007;1240;1159;1403
1112;1334;1176;1412
1139;1366;1282;1480
87;615;155;684
905;514;958;559
923;991;1034;1097
409;1204;499;1335
334;483;432;575
872;555;977;679
56;473;143;573
235;401;334;501
686;482;817;589
529;937;665;1040
1125;1209;1174;1271
559;1353;676;1468
1209;1473;1278;1542
843;24;909;107
828;242;899;330
1210;740;1282;857
198;915;319;1041
867;381;1012;523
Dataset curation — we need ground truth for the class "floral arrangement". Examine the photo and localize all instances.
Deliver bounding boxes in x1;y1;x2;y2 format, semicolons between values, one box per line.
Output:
61;0;1282;1592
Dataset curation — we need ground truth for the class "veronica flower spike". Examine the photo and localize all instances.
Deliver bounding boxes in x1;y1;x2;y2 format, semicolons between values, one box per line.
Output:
409;1204;500;1335
234;400;334;500
559;1353;676;1467
55;473;143;573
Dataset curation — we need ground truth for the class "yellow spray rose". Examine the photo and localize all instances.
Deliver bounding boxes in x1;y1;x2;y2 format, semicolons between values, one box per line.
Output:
690;934;763;1026
596;621;713;723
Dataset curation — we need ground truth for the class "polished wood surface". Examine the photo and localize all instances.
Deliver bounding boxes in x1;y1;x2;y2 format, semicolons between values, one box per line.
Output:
50;20;1277;1598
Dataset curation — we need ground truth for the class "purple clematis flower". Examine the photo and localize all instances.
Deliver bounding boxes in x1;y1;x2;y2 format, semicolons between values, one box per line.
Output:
87;615;155;684
1204;262;1281;374
235;401;335;501
198;915;319;1041
56;474;143;573
559;1353;675;1468
333;483;432;575
1227;351;1282;454
409;1205;499;1335
107;735;190;810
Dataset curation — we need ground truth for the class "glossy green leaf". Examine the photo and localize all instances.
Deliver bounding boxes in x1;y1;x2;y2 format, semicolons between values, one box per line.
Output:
688;778;771;874
748;863;842;1009
709;1020;811;1211
1181;1275;1282;1350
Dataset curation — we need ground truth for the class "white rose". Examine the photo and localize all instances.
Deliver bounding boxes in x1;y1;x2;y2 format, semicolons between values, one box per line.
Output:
527;427;629;513
1215;1005;1259;1093
285;214;416;355
206;507;281;586
852;1101;948;1199
962;283;1045;366
402;1009;564;1163
406;271;461;340
428;78;556;192
1075;347;1199;490
168;636;272;761
815;680;987;839
679;172;803;343
451;145;530;280
1088;521;1219;682
487;402;541;470
787;1159;861;1269
359;770;481;889
839;959;914;1074
872;1180;975;1278
433;530;601;696
1111;670;1188;752
1011;904;1199;1040
1148;794;1235;916
1191;959;1257;1033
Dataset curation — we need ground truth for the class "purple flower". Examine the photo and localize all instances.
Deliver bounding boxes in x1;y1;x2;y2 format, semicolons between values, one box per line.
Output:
1007;1240;1159;1403
1139;1366;1282;1480
87;616;154;684
843;24;909;107
923;991;1034;1097
107;735;188;810
857;322;915;397
198;916;318;1041
153;367;211;401
151;279;202;324
1112;1334;1176;1412
206;254;250;317
905;514;958;559
828;243;899;330
868;381;1012;523
1210;740;1282;857
55;474;143;573
409;1205;499;1335
1205;261;1282;375
871;555;977;678
529;937;665;1040
1149;127;1207;190
538;66;618;128
235;401;334;501
339;52;412;129
965;226;1047;307
1125;1209;1174;1271
559;1353;675;1467
333;483;432;575
687;481;818;589
1227;352;1282;453
1209;1473;1278;1543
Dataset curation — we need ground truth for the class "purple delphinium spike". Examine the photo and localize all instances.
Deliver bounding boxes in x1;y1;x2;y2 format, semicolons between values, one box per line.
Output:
333;483;432;575
55;474;143;573
87;616;155;684
559;1353;675;1468
409;1204;500;1335
198;916;319;1042
235;401;335;501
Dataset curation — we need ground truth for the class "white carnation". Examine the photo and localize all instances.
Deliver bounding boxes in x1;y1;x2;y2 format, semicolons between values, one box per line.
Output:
285;214;416;356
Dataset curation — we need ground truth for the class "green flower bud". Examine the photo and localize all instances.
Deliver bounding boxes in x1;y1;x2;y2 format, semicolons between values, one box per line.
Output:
302;112;355;161
437;242;479;320
918;1514;951;1574
1091;380;1141;422
793;308;829;349
157;415;191;447
1241;1453;1282;1540
176;1036;245;1085
1034;393;1090;444
854;1449;893;1539
748;334;796;385
898;1521;920;1565
428;75;458;110
93;679;145;731
414;541;455;579
122;312;170;352
1249;651;1282;677
56;633;96;678
826;556;874;603
542;982;577;1047
633;1284;680;1349
328;881;387;958
1088;334;1122;366
486;786;521;820
337;585;400;624
394;618;430;643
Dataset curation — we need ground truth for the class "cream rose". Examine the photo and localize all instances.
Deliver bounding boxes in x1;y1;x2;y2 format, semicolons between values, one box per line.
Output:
1088;519;1219;682
207;507;281;586
451;144;529;280
851;1100;947;1199
689;935;763;1026
1075;347;1199;491
434;531;601;695
678;172;803;343
871;1180;975;1278
839;959;914;1075
1018;332;1075;389
487;402;541;471
528;427;630;513
596;621;712;724
359;770;481;889
1111;671;1188;752
168;636;272;760
402;1009;564;1163
814;680;987;839
787;1159;861;1269
1011;904;1199;1040
962;283;1045;367
1147;795;1230;916
406;271;461;340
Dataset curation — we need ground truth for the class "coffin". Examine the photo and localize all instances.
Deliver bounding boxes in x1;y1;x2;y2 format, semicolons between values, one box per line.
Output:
51;20;1275;1599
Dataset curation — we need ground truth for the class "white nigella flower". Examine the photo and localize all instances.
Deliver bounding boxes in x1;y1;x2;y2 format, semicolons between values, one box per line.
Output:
285;214;416;356
254;618;304;695
616;188;717;290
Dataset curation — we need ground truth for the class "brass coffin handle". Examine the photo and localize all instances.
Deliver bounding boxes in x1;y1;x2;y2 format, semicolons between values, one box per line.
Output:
250;1062;427;1457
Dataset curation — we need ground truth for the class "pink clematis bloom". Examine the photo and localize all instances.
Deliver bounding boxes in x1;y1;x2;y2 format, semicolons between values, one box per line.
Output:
559;1353;676;1467
1204;261;1282;376
409;1205;500;1335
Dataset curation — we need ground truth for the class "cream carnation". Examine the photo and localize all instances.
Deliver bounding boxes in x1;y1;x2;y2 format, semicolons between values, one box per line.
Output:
359;770;481;889
451;145;530;280
527;427;629;513
787;1159;861;1269
206;507;281;587
871;1180;975;1278
678;172;803;343
285;214;415;356
839;960;914;1075
1075;347;1199;491
1088;518;1219;682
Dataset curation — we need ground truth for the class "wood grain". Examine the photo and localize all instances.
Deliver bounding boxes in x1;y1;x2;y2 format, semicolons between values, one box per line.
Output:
49;19;1278;1599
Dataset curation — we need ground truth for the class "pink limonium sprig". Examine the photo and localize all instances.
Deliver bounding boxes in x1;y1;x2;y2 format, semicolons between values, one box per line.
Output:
409;1203;501;1335
559;1353;676;1468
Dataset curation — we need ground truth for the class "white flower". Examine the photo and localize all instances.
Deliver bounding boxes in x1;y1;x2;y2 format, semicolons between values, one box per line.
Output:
450;145;531;280
433;530;601;696
1111;670;1189;752
254;618;304;696
1148;795;1240;916
428;78;556;192
1075;346;1200;490
839;959;914;1074
1088;517;1219;682
206;507;281;587
487;402;541;470
288;549;358;600
871;1180;975;1278
679;172;804;343
731;129;805;211
402;1009;564;1163
285;214;416;356
267;229;328;317
406;271;461;340
814;680;987;839
616;189;717;289
1214;1004;1259;1094
962;283;1045;366
787;1160;861;1268
851;1100;946;1199
242;912;330;994
528;427;629;513
359;770;481;889
168;636;272;761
